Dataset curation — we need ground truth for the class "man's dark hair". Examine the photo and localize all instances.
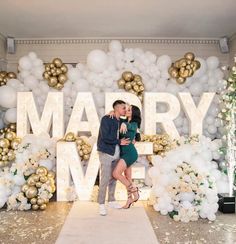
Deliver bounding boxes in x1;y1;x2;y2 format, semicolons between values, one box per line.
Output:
112;100;126;109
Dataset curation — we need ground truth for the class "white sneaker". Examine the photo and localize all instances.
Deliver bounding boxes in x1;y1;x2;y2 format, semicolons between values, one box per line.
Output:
99;204;107;216
108;201;122;209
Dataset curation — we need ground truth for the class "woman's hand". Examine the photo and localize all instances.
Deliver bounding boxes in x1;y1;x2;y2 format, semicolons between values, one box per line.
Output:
107;110;115;118
120;122;128;134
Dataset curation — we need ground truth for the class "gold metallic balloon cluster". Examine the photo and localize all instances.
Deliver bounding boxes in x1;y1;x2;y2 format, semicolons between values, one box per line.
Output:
21;166;56;211
0;71;17;86
168;52;201;84
43;58;68;90
118;71;145;102
0;131;21;168
141;134;172;160
0;123;16;136
63;132;92;161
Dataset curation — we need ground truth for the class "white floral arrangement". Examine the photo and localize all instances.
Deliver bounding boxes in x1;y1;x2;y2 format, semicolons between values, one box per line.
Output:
149;135;228;222
0;133;56;210
168;162;217;222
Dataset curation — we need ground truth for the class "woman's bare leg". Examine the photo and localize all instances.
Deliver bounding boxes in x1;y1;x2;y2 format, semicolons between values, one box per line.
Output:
113;159;134;208
124;167;132;185
112;159;130;188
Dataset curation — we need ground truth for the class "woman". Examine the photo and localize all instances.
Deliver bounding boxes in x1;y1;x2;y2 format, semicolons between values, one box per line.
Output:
112;104;142;209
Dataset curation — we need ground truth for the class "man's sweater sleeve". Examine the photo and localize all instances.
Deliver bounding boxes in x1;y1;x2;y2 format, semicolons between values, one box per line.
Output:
100;117;120;145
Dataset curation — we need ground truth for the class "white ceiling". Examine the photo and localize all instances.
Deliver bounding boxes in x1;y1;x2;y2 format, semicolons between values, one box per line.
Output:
0;0;235;39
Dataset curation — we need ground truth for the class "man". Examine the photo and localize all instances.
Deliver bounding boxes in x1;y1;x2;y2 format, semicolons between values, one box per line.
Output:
97;100;130;216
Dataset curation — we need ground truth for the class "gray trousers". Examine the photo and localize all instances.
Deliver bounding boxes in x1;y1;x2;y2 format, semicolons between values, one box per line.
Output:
97;145;120;204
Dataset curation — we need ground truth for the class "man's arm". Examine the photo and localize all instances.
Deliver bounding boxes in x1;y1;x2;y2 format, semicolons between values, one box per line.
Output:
100;116;119;145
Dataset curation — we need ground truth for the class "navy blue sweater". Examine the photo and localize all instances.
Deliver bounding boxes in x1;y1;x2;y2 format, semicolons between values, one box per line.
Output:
97;115;121;156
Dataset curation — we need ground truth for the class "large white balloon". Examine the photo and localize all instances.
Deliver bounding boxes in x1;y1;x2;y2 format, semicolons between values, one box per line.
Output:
4;108;17;123
0;86;17;108
87;49;108;73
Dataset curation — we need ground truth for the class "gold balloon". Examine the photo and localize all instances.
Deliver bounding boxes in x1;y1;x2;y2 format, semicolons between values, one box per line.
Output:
35;182;43;188
10;138;21;150
7;72;17;79
179;58;188;67
4;131;16;141
179;69;189;78
192;60;201;71
26;186;38;199
30;198;37;205
65;132;75;142
58;74;67;84
133;74;142;83
7;150;15;161
48;77;58;87
47;171;56;179
60;64;68;73
36;166;48;176
55;83;64;90
122;71;134;82
176;77;186;84
43;71;50;80
124;82;132;91
21;184;29;193
32;204;39;210
169;67;179;78
27;177;36;186
118;78;126;88
0;138;10;148
32;174;40;182
40;175;48;183
184;52;195;61
40;204;47;210
37;198;45;206
53;58;63;68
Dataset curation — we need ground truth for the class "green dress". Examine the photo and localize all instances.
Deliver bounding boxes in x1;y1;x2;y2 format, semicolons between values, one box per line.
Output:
120;122;138;167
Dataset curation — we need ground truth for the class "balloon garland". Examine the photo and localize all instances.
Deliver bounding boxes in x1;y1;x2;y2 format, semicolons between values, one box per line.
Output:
168;52;201;84
0;71;17;86
63;132;92;161
43;58;68;90
21;166;56;211
118;71;145;102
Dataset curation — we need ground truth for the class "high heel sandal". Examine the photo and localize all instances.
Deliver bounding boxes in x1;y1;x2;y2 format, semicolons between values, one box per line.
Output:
130;185;140;203
122;185;134;209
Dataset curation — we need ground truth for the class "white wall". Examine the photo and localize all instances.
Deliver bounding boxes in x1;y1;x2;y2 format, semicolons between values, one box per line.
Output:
0;33;6;71
6;38;230;72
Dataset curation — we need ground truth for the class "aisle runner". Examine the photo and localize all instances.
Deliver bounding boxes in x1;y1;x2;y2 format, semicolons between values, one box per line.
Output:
56;201;158;244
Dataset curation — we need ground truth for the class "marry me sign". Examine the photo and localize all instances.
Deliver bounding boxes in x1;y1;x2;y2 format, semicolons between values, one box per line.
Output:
16;91;215;201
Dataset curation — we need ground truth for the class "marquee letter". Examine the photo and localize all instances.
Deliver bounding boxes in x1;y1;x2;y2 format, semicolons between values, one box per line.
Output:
17;92;64;138
144;92;180;139
66;92;99;137
56;141;100;201
178;92;215;135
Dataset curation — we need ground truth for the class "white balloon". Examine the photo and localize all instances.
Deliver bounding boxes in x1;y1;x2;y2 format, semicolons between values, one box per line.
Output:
19;56;32;70
4;108;17;123
156;55;172;71
24;75;39;90
87;49;108;73
109;40;123;53
207;56;219;70
0;85;17;108
68;68;81;82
